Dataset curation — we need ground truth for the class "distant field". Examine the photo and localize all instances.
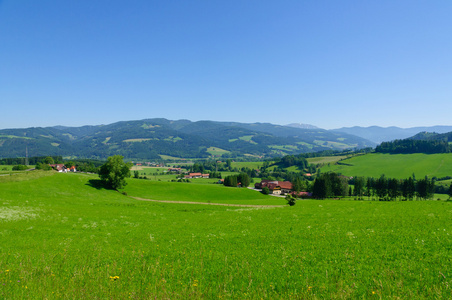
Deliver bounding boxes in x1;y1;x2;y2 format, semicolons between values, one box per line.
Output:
307;155;348;165
0;165;14;172
230;161;263;170
1;172;452;298
320;153;452;178
206;147;230;156
159;154;190;160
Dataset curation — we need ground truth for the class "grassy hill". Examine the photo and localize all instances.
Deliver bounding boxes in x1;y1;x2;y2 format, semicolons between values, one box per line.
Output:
320;153;452;178
1;171;452;298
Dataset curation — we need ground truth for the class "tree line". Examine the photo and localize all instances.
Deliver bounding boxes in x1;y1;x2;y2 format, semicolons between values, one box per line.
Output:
376;139;450;154
312;173;436;201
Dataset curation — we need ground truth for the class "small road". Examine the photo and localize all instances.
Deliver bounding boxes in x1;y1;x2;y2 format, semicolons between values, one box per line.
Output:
130;196;283;208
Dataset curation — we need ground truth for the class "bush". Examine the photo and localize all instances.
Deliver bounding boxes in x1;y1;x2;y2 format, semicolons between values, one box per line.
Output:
261;187;270;195
35;162;52;171
12;165;28;171
286;194;296;206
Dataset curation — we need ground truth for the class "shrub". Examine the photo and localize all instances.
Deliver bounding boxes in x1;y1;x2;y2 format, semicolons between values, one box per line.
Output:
286;194;296;206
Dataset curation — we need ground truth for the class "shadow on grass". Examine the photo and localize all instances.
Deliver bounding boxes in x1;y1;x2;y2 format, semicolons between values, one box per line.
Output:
87;179;109;190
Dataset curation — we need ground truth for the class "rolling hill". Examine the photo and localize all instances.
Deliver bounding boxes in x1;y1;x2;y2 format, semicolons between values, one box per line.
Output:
0;118;374;160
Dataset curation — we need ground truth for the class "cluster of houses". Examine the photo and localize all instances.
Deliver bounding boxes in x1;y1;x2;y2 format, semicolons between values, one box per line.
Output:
49;164;77;173
255;180;312;197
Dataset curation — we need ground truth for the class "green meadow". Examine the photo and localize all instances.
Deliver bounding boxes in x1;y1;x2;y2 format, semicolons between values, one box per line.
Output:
1;171;452;299
320;153;452;179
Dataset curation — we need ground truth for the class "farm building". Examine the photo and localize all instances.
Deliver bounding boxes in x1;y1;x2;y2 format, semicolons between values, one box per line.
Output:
255;180;293;195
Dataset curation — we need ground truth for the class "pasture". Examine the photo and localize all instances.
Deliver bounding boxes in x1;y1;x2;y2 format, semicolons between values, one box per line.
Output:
320;153;452;179
1;171;452;299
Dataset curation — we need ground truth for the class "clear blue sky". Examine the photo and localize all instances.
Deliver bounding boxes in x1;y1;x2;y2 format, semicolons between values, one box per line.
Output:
1;1;451;130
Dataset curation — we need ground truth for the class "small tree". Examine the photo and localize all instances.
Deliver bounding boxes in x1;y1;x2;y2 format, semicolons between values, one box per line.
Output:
99;155;132;190
261;187;270;195
35;162;52;170
286;194;296;206
43;156;54;164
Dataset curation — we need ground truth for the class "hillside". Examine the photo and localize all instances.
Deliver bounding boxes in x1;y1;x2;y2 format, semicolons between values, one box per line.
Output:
319;153;452;179
0;118;374;160
410;131;452;142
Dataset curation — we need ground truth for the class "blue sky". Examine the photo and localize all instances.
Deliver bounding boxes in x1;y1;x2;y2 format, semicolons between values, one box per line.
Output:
1;1;451;130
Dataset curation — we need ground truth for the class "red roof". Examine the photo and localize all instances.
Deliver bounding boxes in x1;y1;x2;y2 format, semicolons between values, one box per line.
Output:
278;181;293;190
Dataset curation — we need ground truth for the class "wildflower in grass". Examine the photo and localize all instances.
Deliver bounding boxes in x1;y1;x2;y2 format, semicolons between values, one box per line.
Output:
109;275;119;281
193;279;198;287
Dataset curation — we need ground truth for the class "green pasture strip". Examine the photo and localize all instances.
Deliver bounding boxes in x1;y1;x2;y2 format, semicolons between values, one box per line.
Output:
0;170;54;182
124;178;282;205
0;135;32;139
0;173;451;298
206;147;230;156
230;161;263;170
307;155;348;165
0;165;15;172
320;153;452;179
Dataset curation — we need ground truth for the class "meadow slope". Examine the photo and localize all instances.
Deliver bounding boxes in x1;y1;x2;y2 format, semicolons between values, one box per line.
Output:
319;153;452;179
0;172;452;299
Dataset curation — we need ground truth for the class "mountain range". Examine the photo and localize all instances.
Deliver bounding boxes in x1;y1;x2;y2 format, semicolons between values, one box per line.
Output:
332;125;452;144
0;119;374;160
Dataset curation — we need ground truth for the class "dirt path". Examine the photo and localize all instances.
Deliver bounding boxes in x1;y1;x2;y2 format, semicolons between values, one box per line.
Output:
130;196;283;208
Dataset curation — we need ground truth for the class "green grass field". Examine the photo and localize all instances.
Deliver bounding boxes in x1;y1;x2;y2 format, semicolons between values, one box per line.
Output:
307;156;348;165
230;162;263;170
206;147;230;156
320;153;452;179
1;171;452;298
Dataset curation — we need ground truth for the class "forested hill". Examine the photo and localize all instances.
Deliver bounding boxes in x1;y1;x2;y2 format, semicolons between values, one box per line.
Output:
375;131;452;154
0;118;374;160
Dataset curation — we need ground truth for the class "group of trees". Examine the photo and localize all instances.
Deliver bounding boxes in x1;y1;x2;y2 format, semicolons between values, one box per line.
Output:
311;174;436;201
223;173;251;188
312;173;349;199
376;139;450;154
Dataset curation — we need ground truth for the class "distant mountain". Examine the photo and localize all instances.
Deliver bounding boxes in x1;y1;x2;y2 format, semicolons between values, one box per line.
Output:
0;118;375;160
286;123;319;130
332;125;452;144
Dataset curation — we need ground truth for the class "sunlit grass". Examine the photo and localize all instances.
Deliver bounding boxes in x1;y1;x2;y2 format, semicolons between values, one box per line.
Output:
1;172;451;298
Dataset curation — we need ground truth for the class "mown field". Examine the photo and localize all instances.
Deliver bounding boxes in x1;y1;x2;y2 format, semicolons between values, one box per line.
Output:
1;171;452;299
320;153;452;179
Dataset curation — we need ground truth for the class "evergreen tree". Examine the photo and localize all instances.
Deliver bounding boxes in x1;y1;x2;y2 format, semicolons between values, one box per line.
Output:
354;177;365;199
292;177;303;192
375;175;387;200
388;178;399;200
407;177;416;200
